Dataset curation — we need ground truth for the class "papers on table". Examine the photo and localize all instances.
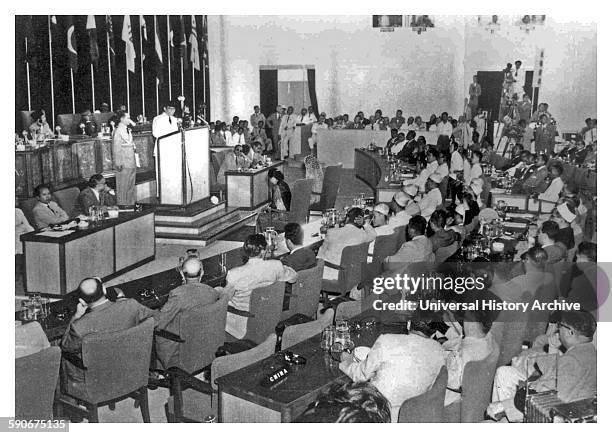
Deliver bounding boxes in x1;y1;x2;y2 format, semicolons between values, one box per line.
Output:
36;230;75;238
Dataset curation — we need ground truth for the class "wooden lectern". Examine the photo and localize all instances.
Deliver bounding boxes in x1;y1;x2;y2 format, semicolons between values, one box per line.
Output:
156;127;210;206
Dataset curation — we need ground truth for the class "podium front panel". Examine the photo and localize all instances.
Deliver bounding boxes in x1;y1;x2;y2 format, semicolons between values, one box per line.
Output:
184;128;210;203
158;133;184;205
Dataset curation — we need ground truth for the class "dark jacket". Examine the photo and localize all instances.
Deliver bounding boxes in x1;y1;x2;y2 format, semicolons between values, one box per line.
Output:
397;140;418;161
281;247;317;272
429;229;457;253
74;187;117;215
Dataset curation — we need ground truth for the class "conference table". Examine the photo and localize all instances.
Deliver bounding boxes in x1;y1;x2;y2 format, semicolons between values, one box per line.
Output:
20;209;156;296
225;161;285;209
354;148;416;203
216;306;406;423
317;129;439;169
17;220;324;342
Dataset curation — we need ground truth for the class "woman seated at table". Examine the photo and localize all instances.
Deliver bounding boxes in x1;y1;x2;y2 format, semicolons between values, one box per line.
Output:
225;234;297;339
256;169;292;232
216;145;252;186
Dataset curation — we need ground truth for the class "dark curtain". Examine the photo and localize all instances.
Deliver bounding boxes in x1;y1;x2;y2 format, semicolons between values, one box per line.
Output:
307;68;319;119
259;69;278;117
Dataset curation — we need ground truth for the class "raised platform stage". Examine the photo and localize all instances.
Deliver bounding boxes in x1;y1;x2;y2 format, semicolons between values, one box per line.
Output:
140;197;258;246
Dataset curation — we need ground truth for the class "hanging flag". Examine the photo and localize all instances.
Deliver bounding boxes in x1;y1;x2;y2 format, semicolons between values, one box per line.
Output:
201;15;208;67
106;15;115;60
66;16;78;71
168;15;175;69
86;15;100;66
154;17;164;85
23;16;39;68
189;15;200;71
122;15;136;73
177;15;187;67
140;15;148;62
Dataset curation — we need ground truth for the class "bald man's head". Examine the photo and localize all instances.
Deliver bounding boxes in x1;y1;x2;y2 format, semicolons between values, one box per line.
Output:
181;257;203;279
79;277;105;304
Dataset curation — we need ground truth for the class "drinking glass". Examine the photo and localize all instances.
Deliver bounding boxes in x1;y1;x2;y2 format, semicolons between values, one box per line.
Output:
335;319;350;346
320;326;335;351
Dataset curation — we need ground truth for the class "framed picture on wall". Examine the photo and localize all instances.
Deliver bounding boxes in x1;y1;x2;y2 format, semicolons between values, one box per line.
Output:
372;15;403;30
405;15;434;34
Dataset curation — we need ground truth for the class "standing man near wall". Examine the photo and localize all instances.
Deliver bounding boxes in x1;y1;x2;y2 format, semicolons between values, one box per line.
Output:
266;105;284;160
112;111;138;205
468;76;481;120
279;106;297;159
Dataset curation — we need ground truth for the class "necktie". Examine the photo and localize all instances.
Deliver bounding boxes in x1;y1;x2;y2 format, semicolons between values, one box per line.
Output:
47;204;56;215
169;117;172;124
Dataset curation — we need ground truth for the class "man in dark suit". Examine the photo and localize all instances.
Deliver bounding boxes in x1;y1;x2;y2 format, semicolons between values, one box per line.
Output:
397;131;418;162
155;258;233;368
75;174;117;215
61;277;157;384
281;223;316;272
521;153;549;195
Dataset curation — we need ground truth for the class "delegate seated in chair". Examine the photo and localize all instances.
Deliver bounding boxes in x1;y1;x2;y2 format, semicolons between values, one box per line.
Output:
61;278;157;385
225;234;297;339
156;258;234;369
256;169;292;232
488;311;597;422
317;207;376;281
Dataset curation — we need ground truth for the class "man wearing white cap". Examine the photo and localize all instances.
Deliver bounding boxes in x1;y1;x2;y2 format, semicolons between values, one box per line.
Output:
366;203;396;262
418;174;443;221
388;190;419;228
404;149;439;191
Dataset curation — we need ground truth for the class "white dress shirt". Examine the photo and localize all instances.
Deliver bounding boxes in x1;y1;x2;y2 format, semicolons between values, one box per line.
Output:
231;132;246;145
224;130;235;147
450;151;464;180
152;114;179;138
539;176;564;203
340;333;445;422
418;188;442;220
437;121;453;137
390;139;408;155
584;128;597;146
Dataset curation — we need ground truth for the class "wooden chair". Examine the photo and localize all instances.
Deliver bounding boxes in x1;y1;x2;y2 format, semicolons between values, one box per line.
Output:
287;178;314;225
281;308;334;350
443;344;500;422
398;366;447;423
58;318;154;423
165;334;278;422
227;282;286;345
15;346;61;420
334;300;363;322
366;229;401;280
56;114;82;135
158;296;229;422
17;110;34;132
282;259;324;320
309;164;342;214
15;321;50;359
321;241;369;300
19;197;39;230
53;187;80;218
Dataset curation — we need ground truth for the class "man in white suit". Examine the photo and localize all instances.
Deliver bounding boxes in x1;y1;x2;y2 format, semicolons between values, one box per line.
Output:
279;106;297;159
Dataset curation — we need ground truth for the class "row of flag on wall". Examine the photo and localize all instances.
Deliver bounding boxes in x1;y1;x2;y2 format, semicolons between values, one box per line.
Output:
23;15;208;85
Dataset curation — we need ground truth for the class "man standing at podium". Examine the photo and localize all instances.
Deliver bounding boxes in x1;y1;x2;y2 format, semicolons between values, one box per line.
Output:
113;111;137;205
152;102;180;139
152;102;180;199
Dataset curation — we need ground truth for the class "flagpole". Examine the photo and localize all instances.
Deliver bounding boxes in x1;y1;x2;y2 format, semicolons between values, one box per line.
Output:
106;27;113;110
48;17;55;126
180;57;184;96
155;15;159;115
192;65;195;112
25;36;31;111
91;64;96;110
70;68;75;113
126;61;130;114
167;15;171;101
140;20;145;118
